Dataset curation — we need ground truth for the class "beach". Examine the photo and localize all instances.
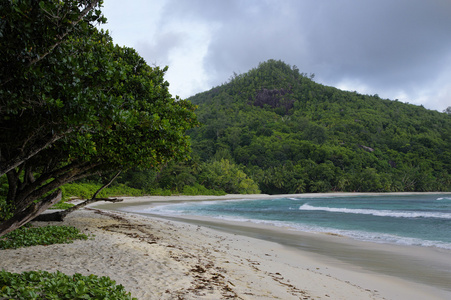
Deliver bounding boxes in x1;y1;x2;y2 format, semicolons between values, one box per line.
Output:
1;193;450;299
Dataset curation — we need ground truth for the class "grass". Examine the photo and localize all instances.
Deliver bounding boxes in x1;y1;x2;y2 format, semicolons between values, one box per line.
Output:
57;182;226;204
49;182;147;209
60;183;145;202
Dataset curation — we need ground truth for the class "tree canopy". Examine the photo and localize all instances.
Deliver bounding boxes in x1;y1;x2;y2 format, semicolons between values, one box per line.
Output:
186;60;451;194
0;0;198;236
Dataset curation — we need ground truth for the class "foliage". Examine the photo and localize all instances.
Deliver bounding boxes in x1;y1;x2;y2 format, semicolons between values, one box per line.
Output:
117;168;158;191
0;1;198;236
198;159;260;194
0;175;11;219
74;59;451;195
0;225;88;249
151;158;259;194
184;59;451;194
182;183;226;196
50;201;75;210
60;181;225;199
0;270;136;300
145;188;173;196
61;183;144;201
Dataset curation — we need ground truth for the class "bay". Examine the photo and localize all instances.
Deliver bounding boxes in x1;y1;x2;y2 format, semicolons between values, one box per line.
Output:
140;194;451;249
103;193;451;294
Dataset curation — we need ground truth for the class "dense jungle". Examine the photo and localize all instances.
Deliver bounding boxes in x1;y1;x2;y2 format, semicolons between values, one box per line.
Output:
117;59;451;194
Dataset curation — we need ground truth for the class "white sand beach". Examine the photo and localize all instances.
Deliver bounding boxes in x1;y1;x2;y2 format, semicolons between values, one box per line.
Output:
1;193;450;299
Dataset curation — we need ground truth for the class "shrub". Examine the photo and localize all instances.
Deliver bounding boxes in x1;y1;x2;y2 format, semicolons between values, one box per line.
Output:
182;183;226;196
50;201;75;210
61;183;145;201
146;188;173;196
0;270;136;299
0;225;88;250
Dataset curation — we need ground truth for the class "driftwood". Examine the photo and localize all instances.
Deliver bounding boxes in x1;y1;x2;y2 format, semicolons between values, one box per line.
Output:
33;170;123;222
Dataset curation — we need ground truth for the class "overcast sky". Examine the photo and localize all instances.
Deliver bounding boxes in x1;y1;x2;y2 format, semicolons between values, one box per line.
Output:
101;0;451;111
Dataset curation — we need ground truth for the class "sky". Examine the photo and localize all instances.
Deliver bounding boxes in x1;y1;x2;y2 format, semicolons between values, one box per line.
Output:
100;0;451;112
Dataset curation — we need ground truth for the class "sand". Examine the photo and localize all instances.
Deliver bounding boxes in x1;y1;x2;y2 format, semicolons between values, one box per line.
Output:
1;193;450;299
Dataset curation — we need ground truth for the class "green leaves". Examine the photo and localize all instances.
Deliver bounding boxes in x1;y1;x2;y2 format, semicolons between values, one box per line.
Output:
186;59;451;193
1;0;198;235
0;225;88;249
0;270;136;299
198;159;260;194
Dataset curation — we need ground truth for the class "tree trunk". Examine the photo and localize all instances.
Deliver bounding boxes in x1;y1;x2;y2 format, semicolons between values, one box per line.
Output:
34;197;123;222
0;133;64;177
0;189;62;237
33;170;123;222
12;161;100;214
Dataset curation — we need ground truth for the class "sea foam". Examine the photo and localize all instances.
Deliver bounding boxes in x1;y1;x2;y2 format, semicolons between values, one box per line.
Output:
299;204;451;219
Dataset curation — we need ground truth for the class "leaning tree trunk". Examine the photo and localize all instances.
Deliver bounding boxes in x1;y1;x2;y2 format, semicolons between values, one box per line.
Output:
0;189;62;237
34;197;123;221
33;171;123;222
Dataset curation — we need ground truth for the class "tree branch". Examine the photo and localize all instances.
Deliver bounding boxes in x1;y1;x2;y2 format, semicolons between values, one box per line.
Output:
0;189;62;237
13;161;101;213
0;132;66;176
26;0;102;69
33;170;123;222
0;0;102;87
92;170;122;199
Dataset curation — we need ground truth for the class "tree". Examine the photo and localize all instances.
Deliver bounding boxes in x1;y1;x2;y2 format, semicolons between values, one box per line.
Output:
444;106;451;115
198;159;260;194
0;1;198;236
187;59;451;193
0;0;105;175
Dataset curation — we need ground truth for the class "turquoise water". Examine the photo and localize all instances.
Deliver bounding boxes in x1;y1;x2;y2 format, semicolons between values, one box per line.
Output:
141;194;451;249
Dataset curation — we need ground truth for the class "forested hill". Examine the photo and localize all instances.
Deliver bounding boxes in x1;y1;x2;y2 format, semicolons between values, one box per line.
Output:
186;59;451;194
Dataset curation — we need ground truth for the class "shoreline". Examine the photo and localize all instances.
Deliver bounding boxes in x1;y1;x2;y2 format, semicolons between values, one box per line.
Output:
1;192;450;299
95;192;451;299
152;213;451;293
96;191;451;206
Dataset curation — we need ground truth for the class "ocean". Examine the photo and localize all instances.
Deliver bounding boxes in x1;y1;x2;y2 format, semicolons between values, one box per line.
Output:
134;194;451;250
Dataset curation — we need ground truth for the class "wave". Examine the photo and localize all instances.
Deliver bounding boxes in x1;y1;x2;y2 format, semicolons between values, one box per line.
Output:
121;202;451;250
145;210;451;250
313;228;451;250
437;197;451;201
299;204;451;219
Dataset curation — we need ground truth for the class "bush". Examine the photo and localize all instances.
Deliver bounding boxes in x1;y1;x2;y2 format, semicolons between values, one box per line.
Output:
102;184;145;197
0;225;88;250
50;201;75;210
146;188;173;196
60;183;145;201
0;270;136;300
198;159;260;194
182;183;226;196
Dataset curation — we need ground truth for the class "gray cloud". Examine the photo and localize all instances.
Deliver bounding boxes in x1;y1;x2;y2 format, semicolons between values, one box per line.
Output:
164;0;451;109
104;0;451;110
135;31;186;66
305;0;451;87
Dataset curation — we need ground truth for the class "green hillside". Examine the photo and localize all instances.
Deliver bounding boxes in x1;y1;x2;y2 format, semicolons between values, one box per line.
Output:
186;59;451;194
